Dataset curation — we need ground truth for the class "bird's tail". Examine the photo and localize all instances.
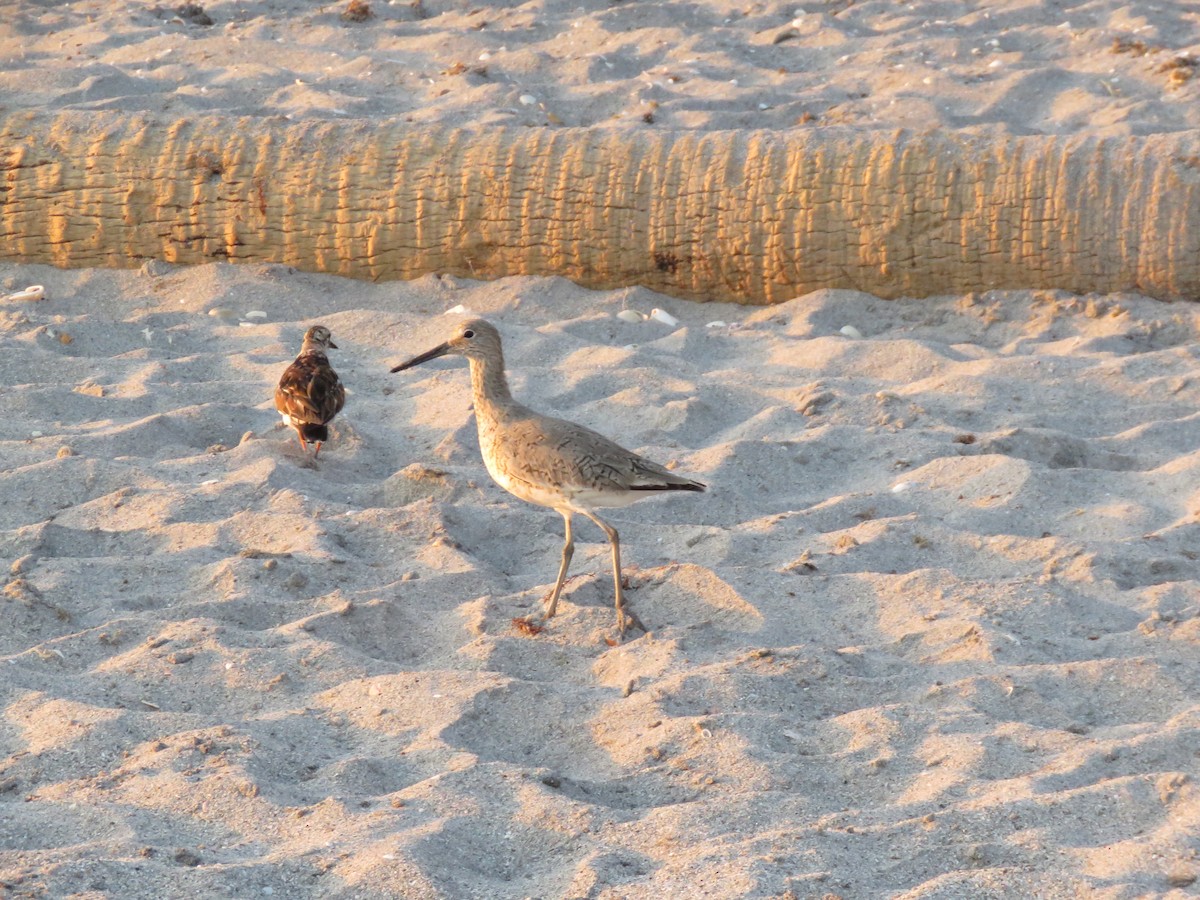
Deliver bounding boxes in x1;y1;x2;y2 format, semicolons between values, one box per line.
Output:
631;478;707;493
662;480;706;493
300;423;330;444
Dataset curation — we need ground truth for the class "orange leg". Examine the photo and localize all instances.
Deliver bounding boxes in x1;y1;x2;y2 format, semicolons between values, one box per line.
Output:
294;429;309;453
313;441;324;459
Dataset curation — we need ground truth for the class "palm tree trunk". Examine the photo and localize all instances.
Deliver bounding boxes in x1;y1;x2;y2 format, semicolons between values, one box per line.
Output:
2;110;1197;303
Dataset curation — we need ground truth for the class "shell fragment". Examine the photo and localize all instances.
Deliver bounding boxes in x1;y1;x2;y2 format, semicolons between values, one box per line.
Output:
3;285;45;302
650;308;679;327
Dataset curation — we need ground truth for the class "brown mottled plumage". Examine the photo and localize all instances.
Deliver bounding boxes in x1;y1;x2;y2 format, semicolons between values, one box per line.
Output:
390;318;705;635
275;325;346;458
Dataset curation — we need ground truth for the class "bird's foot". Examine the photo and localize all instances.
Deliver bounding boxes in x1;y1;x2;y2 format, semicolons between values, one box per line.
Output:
615;607;646;638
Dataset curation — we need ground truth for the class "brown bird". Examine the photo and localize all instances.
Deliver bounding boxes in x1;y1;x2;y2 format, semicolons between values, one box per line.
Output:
275;325;346;458
390;318;706;635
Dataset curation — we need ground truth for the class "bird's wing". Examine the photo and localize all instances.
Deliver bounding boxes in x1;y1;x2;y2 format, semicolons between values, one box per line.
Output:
275;356;344;425
492;412;696;495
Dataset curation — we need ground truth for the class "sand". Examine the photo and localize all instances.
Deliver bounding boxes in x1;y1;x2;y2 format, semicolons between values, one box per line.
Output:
2;0;1198;134
2;1;1200;898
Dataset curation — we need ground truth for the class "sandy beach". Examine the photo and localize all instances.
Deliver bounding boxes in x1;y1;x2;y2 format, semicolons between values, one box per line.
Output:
2;2;1200;898
3;0;1199;134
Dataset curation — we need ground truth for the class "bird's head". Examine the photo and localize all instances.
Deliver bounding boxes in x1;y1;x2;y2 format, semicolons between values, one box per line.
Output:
390;318;502;372
302;325;338;352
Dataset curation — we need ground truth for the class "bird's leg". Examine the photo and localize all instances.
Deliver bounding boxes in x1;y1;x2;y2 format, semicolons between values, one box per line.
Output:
543;512;574;619
294;429;309;453
583;511;645;636
313;441;323;459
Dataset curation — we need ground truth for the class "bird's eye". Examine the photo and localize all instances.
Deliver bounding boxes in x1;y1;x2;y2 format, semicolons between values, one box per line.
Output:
463;329;475;339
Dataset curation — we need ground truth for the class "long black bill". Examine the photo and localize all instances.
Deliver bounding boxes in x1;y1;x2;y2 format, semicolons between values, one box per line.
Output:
390;342;452;373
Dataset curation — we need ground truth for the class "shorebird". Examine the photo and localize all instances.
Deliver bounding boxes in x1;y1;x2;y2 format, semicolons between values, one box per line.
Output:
275;325;346;458
390;318;705;635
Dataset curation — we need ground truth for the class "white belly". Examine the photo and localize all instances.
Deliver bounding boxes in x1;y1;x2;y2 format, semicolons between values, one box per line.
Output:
484;453;568;510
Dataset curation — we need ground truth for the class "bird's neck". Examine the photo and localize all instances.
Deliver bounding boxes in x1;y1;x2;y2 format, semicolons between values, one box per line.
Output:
468;353;514;419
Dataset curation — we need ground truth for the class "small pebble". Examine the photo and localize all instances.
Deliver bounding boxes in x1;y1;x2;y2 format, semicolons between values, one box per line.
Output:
519;94;537;105
839;325;863;339
140;260;173;277
616;309;644;323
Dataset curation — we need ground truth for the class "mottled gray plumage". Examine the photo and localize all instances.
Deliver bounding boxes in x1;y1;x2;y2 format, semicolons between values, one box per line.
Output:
275;325;345;458
390;318;705;634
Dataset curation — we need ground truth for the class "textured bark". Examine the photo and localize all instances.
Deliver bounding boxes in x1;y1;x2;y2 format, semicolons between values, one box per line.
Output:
2;110;1198;303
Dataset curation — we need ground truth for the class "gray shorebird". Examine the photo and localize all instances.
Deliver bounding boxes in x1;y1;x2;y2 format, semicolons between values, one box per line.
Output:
275;325;346;458
389;318;705;635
